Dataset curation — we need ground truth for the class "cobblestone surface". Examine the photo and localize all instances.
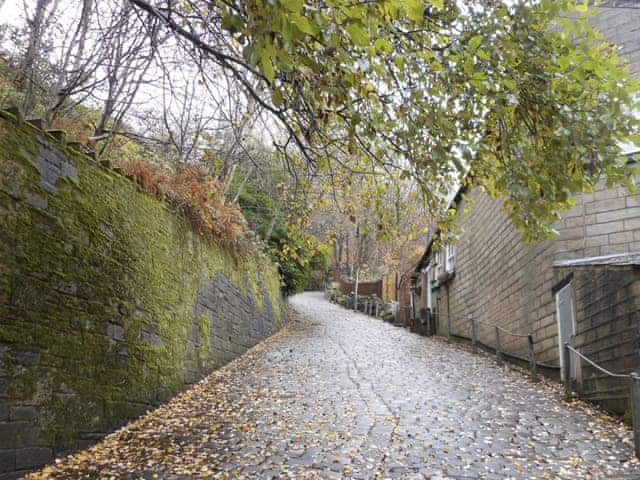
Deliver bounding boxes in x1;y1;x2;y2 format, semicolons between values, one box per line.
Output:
28;292;640;479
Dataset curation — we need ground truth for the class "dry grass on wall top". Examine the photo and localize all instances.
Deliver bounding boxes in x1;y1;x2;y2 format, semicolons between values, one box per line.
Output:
121;160;247;252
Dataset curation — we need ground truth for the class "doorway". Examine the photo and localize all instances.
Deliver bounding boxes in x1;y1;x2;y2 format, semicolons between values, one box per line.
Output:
556;283;577;380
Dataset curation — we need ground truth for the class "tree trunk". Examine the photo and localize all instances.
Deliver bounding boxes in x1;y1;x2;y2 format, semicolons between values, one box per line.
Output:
19;0;55;115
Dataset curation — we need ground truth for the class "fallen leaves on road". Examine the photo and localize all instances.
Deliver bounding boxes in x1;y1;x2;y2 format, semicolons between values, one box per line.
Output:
24;294;640;479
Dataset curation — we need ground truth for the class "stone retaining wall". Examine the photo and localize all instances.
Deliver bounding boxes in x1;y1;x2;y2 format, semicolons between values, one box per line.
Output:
0;114;284;478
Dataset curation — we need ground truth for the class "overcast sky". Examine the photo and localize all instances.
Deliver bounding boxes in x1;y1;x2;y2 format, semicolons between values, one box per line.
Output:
1;1;22;25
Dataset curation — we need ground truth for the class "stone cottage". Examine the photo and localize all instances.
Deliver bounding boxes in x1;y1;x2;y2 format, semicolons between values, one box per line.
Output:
411;3;640;415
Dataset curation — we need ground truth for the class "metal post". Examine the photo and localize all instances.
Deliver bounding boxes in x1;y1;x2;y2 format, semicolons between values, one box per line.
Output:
375;301;380;317
471;317;477;354
495;326;502;365
563;342;572;396
527;334;537;381
447;313;451;339
353;269;359;312
365;298;369;315
630;373;640;459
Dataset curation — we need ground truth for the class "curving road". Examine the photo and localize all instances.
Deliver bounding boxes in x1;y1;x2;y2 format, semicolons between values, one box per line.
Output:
27;292;640;479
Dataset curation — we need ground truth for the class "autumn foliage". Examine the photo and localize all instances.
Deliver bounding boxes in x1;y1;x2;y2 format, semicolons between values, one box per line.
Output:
122;159;247;250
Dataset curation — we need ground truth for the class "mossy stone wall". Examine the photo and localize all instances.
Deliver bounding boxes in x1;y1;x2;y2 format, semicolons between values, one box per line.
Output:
0;114;284;478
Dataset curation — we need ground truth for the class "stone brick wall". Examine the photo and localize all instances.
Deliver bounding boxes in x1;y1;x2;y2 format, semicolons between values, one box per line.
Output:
554;180;640;261
555;265;640;414
432;179;640;367
432;190;558;364
0;114;284;479
592;2;640;79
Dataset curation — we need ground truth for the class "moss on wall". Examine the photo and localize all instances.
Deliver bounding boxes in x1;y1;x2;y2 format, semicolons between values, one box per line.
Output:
0;113;284;472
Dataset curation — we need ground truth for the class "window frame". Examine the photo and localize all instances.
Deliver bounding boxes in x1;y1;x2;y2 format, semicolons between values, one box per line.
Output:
434;249;443;279
445;243;456;273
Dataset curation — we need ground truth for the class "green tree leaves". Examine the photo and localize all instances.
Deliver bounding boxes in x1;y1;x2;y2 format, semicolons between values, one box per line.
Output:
346;24;369;47
152;0;640;241
405;0;426;22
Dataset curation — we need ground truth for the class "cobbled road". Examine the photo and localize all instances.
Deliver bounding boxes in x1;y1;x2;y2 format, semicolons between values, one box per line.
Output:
29;292;640;480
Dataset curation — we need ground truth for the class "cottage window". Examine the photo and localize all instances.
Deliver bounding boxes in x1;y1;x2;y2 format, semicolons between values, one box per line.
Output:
434;250;443;279
446;243;456;273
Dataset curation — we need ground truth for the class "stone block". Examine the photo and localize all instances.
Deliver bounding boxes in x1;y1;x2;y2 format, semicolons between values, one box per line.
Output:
557;227;584;241
0;378;8;398
596;207;640;224
556;239;585;254
585;196;626;214
626;195;640;208
600;244;630;256
593;187;621;202
15;447;51;470
15;423;47;448
11;351;39;366
106;322;124;342
8;407;37;423
141;331;163;347
586;221;624;237
585;234;608;248
624;217;640;231
25;194;47;211
609;231;634;245
583;247;601;258
0;424;19;450
561;216;585;229
0;450;13;474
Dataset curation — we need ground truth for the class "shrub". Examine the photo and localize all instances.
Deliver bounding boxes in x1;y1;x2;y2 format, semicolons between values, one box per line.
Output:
270;224;330;295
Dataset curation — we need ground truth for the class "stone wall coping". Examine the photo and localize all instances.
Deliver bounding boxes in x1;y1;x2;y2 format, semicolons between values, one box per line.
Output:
553;251;640;268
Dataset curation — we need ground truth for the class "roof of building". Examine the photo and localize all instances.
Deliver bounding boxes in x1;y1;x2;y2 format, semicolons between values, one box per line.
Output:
552;252;640;268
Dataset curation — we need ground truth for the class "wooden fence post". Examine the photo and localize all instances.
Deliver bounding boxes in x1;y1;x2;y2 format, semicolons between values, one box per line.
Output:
471;317;477;354
495;326;502;365
527;334;537;381
563;342;572;397
630;373;640;459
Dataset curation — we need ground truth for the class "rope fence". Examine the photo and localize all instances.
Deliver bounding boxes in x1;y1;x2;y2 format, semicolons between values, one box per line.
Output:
564;341;640;458
435;311;640;460
425;312;559;379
